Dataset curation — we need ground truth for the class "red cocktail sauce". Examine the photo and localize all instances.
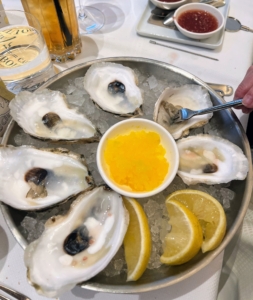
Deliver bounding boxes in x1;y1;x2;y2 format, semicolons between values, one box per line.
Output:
178;10;218;33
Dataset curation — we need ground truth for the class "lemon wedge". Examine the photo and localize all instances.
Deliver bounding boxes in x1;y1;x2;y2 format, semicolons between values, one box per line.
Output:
166;189;226;253
122;197;151;281
160;199;203;265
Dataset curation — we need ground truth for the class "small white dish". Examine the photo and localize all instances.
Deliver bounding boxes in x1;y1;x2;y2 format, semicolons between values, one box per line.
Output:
150;0;190;10
174;3;225;40
97;119;179;198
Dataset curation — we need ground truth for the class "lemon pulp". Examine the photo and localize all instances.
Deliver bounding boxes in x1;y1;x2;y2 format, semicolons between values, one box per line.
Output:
160;199;203;265
166;189;226;253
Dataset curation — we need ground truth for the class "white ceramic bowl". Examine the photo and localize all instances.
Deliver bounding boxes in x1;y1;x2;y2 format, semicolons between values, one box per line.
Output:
97;119;179;198
150;0;190;10
174;3;225;40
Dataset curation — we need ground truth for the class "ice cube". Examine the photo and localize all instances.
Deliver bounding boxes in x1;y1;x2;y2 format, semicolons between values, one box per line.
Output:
146;75;158;89
74;77;85;90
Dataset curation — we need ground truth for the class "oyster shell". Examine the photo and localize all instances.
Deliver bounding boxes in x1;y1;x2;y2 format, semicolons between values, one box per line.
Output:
83;62;143;115
154;85;213;140
9;89;98;142
24;186;129;298
0;145;93;210
177;135;249;185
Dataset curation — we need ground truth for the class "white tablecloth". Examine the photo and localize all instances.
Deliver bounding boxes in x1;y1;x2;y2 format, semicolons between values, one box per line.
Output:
1;0;253;299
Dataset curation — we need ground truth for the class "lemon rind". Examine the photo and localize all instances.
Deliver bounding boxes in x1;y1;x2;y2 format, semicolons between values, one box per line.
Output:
160;200;203;265
123;197;151;281
166;189;226;253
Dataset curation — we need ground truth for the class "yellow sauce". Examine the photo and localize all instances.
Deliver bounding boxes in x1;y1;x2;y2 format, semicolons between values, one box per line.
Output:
103;130;169;192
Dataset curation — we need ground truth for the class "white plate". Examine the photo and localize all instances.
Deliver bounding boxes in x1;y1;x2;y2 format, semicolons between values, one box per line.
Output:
136;0;230;49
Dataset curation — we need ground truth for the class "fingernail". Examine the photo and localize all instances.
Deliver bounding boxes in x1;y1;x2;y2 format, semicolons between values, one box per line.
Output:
243;96;253;107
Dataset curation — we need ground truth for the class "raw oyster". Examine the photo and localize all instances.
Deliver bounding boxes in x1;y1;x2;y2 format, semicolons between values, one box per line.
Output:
9;89;98;142
177;135;249;185
83;62;143;115
0;145;93;210
154;85;213;140
24;186;129;298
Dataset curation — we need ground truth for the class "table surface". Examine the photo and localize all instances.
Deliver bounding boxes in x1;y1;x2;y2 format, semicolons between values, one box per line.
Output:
1;0;253;299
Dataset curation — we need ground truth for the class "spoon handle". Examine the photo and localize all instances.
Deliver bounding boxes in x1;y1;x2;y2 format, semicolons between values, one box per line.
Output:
163;11;175;25
0;295;11;300
241;25;253;33
196;99;243;115
0;284;31;300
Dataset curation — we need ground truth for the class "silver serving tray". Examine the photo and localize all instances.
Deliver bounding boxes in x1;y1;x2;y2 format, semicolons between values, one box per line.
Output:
1;57;252;293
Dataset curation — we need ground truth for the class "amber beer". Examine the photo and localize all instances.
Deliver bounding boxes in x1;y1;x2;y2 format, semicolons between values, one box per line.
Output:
21;0;82;62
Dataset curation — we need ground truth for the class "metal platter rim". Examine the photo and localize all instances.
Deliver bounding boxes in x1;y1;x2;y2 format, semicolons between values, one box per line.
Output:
1;56;252;293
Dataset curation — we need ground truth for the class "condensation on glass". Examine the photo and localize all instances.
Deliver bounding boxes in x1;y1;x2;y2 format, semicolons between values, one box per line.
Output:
21;0;82;62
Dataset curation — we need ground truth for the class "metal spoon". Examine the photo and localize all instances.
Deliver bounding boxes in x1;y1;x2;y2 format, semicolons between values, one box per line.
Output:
0;295;11;300
207;0;226;8
163;11;176;26
0;284;31;300
225;16;253;33
171;99;242;123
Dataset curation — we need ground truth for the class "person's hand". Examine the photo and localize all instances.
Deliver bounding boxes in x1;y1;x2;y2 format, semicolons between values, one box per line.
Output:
234;65;253;114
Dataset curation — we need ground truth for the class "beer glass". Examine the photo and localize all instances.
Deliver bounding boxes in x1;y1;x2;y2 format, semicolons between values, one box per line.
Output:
21;0;82;62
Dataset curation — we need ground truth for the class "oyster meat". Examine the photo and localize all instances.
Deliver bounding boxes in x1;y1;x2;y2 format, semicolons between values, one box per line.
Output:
154;85;213;140
83;62;143;115
177;135;249;185
9;89;98;141
24;187;129;298
0;146;93;210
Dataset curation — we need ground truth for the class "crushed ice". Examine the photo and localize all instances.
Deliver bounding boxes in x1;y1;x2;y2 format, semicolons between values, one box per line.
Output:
13;71;238;277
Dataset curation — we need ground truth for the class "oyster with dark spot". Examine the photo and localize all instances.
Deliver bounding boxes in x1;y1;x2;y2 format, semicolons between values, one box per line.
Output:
24;187;129;298
9;89;99;142
177;135;249;185
154;85;213;140
0;145;94;210
83;62;143;116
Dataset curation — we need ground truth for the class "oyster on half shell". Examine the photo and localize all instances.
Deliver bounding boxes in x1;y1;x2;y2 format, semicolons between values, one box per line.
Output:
177;135;249;185
24;186;129;298
154;85;213;140
83;62;143;115
0;146;93;210
9;89;98;142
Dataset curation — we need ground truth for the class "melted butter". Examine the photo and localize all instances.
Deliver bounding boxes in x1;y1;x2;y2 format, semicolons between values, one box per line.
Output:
103;130;169;192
